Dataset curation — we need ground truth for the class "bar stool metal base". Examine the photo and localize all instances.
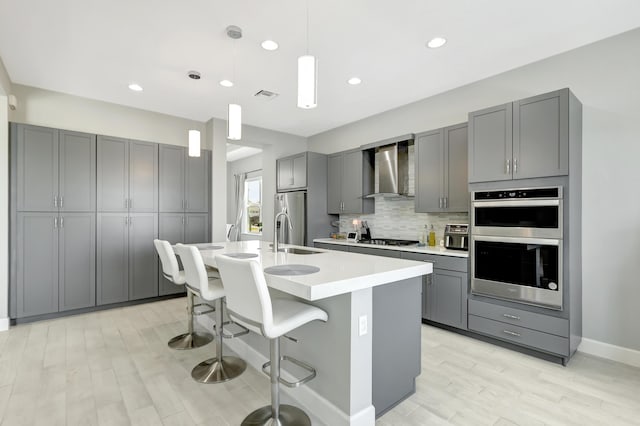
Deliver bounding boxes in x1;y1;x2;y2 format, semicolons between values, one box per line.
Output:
191;356;246;384
241;404;311;426
167;332;213;350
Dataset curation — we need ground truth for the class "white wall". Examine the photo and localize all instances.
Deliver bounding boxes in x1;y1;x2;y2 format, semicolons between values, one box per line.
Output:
0;58;11;330
309;28;640;352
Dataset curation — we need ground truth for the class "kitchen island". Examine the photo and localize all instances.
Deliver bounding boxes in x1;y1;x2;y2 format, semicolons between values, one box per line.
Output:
196;240;432;426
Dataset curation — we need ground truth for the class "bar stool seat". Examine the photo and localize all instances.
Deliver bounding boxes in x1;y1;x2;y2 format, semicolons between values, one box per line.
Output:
175;244;247;384
215;255;328;426
154;239;213;350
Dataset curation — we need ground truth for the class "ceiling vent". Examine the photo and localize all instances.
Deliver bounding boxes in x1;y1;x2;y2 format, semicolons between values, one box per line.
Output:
254;90;279;100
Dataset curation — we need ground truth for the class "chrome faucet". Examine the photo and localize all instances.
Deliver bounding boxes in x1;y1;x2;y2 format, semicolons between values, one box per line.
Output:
273;211;293;253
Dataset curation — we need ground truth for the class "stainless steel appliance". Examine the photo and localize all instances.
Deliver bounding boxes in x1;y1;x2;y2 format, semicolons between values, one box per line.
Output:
444;224;469;251
471;187;563;310
275;192;306;246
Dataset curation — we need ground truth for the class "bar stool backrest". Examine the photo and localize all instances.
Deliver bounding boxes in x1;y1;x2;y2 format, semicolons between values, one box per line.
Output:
174;244;211;296
154;239;185;285
215;255;274;337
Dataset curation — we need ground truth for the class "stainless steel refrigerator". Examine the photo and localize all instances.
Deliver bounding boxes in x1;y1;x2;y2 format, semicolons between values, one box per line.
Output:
275;191;307;246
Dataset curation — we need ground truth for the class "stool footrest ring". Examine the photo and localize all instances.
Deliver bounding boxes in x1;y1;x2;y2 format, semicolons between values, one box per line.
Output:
262;355;317;388
192;302;215;315
220;320;250;338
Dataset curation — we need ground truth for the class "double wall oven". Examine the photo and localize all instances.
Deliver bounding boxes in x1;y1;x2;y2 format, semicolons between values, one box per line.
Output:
471;187;563;310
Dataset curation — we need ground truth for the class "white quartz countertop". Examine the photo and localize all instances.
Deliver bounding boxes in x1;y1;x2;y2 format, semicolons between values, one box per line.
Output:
313;238;469;258
196;240;432;301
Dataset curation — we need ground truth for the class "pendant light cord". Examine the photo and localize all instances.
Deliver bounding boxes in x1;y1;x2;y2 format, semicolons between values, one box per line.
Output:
306;0;309;55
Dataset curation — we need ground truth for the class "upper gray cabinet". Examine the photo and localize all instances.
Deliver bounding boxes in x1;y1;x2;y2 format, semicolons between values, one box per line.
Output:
327;149;374;214
15;124;95;212
97;136;158;212
469;89;572;183
276;152;307;192
159;145;210;213
415;123;468;213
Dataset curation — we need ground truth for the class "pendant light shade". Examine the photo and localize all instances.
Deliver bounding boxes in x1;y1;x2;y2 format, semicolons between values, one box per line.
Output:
297;55;317;109
227;103;242;140
188;130;201;157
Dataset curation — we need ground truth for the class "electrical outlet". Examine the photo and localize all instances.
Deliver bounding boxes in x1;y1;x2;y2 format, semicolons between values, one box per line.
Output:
358;315;368;336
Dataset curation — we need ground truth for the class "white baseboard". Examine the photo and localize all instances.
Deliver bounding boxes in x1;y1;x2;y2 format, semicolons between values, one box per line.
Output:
225;337;375;426
578;338;640;368
0;317;9;332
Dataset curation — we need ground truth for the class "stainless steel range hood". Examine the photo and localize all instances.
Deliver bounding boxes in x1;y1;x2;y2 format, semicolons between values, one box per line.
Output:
361;134;414;199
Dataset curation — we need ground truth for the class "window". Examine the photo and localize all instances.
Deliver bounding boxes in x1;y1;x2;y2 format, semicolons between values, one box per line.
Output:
244;176;262;234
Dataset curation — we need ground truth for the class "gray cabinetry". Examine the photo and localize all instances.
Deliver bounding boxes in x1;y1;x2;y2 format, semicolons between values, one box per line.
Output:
59;213;96;311
415;123;468;213
276;153;307;191
59;130;96;212
159;145;210;213
349;245;401;258
185;213;210;244
97;213;129;305
327;149;374;214
97;136;129;211
185;152;210;213
129;214;159;300
469;89;572;183
129;140;158;212
16;125;59;212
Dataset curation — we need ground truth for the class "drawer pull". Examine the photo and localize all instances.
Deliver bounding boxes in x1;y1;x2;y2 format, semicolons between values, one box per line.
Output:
503;313;521;320
503;330;521;337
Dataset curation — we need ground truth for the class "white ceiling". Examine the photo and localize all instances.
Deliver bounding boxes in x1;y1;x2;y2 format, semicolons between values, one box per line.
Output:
226;143;262;162
1;1;640;137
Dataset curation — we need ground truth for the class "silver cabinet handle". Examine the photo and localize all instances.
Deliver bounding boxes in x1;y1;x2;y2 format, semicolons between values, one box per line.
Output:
124;217;128;226
129;216;132;227
514;158;518;174
125;199;128;208
181;216;185;225
54;217;58;228
503;313;521;320
59;196;64;208
185;200;188;209
60;217;64;228
503;330;521;337
444;197;448;209
129;198;132;209
54;196;58;208
506;159;510;174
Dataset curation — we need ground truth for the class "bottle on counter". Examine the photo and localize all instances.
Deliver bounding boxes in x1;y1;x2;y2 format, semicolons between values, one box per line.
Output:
428;225;436;247
419;225;428;244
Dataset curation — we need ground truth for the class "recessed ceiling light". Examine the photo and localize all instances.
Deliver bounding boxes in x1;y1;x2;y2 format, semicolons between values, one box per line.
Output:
219;80;234;87
128;83;143;92
187;70;201;80
261;40;279;51
347;77;362;85
426;37;447;49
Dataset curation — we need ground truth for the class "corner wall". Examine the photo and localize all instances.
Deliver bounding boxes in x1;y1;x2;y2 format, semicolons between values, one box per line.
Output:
0;57;11;330
309;28;640;353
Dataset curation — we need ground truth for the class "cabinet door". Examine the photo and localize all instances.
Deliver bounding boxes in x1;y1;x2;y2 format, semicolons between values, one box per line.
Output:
158;214;186;296
16;125;59;212
129;140;158;212
444;124;469;212
423;273;435;321
276;157;293;191
97;213;129;305
185;213;210;244
432;269;468;330
326;154;343;214
468;103;513;183
16;213;59;317
342;150;364;213
59;213;96;311
97;136;129;211
415;130;443;213
513;89;569;179
291;153;307;189
185;153;209;212
129;213;159;300
159;145;185;212
59;130;96;212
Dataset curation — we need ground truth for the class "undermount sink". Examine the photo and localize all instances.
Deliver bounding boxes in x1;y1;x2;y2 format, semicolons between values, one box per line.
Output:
264;264;320;276
277;247;322;255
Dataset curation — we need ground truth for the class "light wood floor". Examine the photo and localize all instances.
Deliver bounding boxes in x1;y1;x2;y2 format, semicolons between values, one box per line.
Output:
0;298;638;426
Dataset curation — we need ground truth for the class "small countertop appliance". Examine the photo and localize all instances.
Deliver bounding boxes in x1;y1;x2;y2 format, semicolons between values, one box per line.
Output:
444;224;469;251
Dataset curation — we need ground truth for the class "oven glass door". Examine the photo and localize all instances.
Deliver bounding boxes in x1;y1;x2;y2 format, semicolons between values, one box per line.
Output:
472;199;562;239
471;236;563;309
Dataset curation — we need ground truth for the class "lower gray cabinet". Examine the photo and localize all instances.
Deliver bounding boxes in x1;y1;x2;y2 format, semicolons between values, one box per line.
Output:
16;212;96;318
428;269;468;330
348;245;401;258
97;213;158;305
185;214;209;244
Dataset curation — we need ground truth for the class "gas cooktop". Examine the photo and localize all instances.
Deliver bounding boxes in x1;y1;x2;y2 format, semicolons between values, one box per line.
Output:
359;238;419;246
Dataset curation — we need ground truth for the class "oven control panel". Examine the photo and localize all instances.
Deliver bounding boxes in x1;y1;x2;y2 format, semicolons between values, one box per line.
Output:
474;187;560;200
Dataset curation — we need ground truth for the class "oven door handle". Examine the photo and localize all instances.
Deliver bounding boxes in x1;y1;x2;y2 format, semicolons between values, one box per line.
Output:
471;235;560;246
472;199;560;208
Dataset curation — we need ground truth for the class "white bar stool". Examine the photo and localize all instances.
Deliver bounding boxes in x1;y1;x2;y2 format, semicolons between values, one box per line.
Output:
215;255;328;426
175;244;247;384
154;239;213;350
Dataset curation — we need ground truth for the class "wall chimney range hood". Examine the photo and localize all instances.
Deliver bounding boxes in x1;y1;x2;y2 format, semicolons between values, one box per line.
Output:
361;134;414;199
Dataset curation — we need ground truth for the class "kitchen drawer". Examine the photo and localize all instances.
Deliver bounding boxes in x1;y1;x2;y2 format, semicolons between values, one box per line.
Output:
349;246;401;258
469;315;569;356
314;242;349;252
468;299;568;337
400;251;468;273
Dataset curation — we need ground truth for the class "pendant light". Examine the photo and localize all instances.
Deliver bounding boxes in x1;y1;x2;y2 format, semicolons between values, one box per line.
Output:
188;129;201;157
226;25;242;140
297;0;317;109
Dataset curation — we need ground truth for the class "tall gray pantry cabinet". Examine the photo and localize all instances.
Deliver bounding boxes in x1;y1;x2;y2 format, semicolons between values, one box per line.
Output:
12;124;97;317
97;136;159;304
